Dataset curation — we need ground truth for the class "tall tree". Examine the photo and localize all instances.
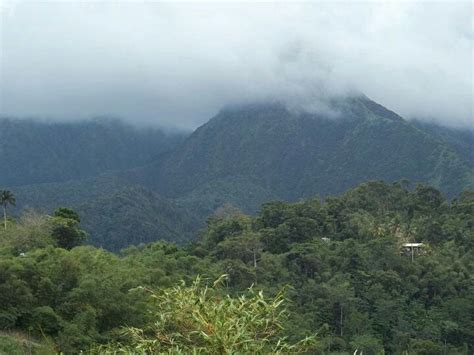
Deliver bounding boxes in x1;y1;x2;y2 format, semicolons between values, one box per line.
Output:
0;190;15;230
51;207;87;249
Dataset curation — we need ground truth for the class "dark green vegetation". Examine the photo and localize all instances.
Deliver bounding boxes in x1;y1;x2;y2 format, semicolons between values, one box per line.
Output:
143;97;473;200
3;96;473;250
0;117;186;187
411;120;474;166
13;177;198;250
1;182;473;353
1;117;192;250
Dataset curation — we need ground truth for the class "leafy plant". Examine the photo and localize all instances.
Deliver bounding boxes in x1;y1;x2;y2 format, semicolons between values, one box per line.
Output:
97;275;315;354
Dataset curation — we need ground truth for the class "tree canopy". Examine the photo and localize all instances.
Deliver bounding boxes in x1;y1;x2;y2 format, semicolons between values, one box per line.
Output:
0;181;472;354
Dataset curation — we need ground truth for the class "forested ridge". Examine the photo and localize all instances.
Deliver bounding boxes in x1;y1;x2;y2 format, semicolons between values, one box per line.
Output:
1;181;473;354
0;117;186;187
4;98;474;251
143;98;474;200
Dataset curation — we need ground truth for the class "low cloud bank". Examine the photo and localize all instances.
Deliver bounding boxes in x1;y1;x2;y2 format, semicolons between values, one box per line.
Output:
1;1;472;129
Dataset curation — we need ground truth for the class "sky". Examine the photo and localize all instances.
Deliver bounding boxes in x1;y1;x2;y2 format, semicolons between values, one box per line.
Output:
0;0;472;129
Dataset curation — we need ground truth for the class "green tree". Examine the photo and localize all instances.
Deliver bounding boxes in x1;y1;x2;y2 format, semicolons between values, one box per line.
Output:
53;207;81;222
51;208;87;250
0;190;15;230
214;232;262;284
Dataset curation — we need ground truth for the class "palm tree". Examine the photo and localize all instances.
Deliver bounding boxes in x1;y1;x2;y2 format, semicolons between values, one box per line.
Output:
0;190;16;230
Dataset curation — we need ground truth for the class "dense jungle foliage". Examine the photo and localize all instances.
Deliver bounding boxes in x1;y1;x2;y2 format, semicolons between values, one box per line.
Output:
0;181;473;354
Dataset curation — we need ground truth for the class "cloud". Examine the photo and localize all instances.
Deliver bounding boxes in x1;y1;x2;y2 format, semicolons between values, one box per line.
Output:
0;1;472;129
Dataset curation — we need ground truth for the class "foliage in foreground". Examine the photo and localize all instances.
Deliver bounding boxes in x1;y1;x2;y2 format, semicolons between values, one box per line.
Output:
0;181;473;354
0;331;54;355
97;275;314;354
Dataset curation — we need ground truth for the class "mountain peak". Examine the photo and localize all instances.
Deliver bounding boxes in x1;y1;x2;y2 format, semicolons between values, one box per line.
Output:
220;101;288;115
215;95;405;126
147;96;472;202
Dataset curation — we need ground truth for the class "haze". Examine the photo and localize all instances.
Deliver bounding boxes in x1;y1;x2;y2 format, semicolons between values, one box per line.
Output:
0;1;472;129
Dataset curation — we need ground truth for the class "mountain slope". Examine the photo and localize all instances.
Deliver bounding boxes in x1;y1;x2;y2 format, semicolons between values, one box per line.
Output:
132;96;473;204
4;97;472;250
0;117;186;187
13;176;199;251
411;120;474;166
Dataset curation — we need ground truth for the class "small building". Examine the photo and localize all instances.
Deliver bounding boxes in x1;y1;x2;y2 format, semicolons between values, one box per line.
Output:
402;242;424;262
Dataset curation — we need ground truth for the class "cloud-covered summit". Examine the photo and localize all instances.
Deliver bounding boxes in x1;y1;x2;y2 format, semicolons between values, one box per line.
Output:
1;1;472;129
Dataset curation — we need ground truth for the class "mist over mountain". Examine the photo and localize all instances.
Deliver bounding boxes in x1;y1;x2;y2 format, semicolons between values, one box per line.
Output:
0;2;472;249
1;1;472;128
5;97;473;250
1;2;473;353
129;96;473;201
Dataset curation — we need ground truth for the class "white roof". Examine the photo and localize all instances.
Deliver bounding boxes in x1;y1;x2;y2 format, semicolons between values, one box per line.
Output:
403;243;424;247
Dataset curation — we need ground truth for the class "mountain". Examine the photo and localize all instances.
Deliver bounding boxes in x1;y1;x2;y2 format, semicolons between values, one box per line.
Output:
130;96;473;205
0;118;191;251
13;176;198;251
411;119;474;166
0;117;187;186
4;96;473;250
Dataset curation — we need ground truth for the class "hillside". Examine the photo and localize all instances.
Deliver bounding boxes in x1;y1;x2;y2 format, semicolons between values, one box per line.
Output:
0;117;186;186
1;181;473;353
411;120;474;166
133;96;473;203
4;97;473;250
13;176;198;251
